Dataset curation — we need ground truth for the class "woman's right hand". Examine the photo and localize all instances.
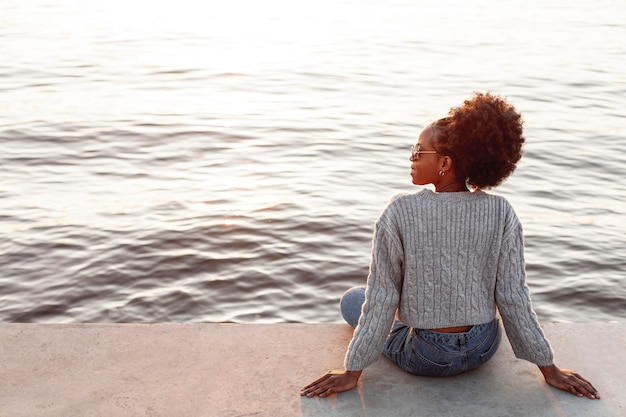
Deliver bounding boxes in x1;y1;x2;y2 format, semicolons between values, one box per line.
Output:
538;364;600;399
300;370;362;397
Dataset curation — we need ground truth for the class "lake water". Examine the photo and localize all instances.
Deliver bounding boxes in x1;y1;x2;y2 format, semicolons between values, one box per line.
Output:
1;0;625;324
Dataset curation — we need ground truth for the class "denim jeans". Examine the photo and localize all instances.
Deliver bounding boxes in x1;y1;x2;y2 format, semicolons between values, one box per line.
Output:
340;286;501;377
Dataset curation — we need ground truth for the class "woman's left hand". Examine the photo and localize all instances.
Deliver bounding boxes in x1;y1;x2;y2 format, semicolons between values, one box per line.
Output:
539;364;600;399
300;370;362;397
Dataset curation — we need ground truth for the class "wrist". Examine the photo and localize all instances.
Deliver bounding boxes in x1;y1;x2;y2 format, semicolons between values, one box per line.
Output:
538;364;557;376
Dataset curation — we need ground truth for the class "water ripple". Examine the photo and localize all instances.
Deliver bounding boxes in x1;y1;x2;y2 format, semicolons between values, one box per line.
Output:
1;0;624;324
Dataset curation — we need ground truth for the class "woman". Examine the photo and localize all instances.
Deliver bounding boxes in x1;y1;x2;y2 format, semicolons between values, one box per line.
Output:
300;93;600;400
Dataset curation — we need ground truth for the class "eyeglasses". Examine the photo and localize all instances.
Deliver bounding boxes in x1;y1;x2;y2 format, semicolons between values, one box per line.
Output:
410;145;439;161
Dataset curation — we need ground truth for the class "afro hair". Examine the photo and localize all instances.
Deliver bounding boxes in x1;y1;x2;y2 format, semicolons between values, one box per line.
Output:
432;92;525;189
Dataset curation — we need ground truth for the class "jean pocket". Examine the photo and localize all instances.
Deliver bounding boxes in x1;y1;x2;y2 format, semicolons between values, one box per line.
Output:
479;328;501;364
408;347;454;377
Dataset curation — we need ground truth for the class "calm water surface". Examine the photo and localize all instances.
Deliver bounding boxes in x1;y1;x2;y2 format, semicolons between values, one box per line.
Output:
1;0;625;323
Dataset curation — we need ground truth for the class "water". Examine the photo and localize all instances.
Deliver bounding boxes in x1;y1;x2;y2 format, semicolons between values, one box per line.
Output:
1;0;625;324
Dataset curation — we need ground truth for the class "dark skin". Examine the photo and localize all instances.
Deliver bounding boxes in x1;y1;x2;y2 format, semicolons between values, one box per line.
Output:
539;365;600;399
300;370;362;398
301;125;601;400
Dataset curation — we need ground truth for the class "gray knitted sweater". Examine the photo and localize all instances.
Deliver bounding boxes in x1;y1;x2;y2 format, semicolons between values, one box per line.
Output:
344;189;554;370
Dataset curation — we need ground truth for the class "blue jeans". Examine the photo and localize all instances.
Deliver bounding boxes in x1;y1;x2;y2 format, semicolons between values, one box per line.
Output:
341;286;501;377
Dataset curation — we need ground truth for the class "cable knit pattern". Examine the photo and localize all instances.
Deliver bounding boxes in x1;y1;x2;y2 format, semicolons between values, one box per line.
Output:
344;189;554;370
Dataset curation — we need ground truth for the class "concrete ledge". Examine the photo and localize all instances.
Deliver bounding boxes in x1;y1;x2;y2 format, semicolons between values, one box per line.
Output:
0;323;623;416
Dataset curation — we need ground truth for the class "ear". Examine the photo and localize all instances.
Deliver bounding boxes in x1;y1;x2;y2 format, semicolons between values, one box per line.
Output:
440;155;454;174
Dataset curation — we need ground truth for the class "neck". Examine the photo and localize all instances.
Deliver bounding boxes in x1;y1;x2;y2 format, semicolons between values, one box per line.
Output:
435;181;469;193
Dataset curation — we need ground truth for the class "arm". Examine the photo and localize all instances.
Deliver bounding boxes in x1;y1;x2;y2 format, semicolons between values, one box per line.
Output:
495;216;554;365
343;215;403;371
301;208;403;397
496;208;600;399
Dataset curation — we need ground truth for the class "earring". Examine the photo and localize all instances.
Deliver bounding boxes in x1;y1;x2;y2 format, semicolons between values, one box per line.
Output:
439;170;445;177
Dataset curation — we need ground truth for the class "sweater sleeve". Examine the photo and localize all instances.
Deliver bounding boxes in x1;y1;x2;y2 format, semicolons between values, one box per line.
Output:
344;211;403;371
495;209;554;366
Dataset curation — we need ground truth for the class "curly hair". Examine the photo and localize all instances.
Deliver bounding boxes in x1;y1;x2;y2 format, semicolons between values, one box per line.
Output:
431;92;525;189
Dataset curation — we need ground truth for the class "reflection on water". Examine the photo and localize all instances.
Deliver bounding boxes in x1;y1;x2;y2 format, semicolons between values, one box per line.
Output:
1;0;625;323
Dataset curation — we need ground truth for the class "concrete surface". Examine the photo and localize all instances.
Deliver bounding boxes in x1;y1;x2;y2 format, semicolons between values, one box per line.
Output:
0;323;623;417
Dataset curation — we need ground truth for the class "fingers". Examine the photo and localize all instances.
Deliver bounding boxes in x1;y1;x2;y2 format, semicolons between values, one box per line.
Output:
304;378;339;397
300;381;334;397
300;370;360;398
301;373;331;392
568;374;600;399
549;369;601;400
300;374;336;397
